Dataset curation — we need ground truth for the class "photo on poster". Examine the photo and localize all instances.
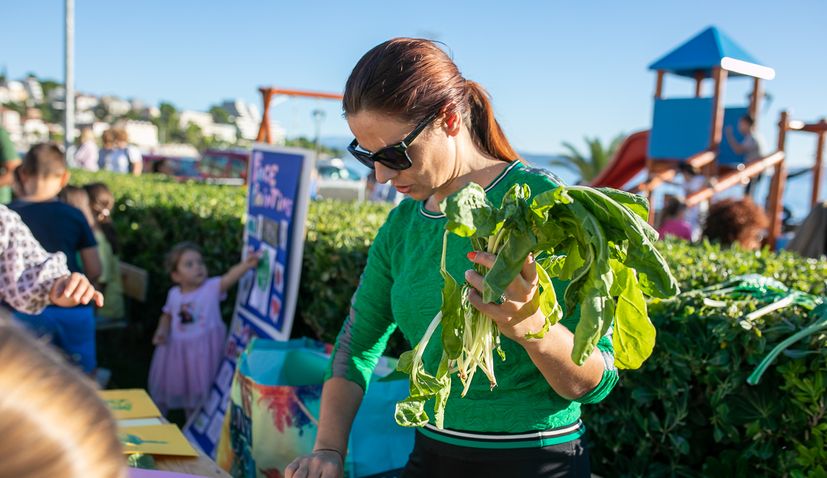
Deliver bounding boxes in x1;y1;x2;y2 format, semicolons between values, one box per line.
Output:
273;261;284;294
192;413;210;434
270;296;282;322
247;243;276;316
279;219;289;250
256;214;264;240
204;390;221;416
216;361;235;391
246;216;258;239
206;412;225;443
260;217;280;248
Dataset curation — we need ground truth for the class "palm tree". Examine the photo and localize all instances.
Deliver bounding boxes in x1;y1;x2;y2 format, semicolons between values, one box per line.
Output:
549;134;625;183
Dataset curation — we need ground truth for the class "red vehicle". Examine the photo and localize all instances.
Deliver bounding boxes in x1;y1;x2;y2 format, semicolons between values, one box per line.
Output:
200;149;249;184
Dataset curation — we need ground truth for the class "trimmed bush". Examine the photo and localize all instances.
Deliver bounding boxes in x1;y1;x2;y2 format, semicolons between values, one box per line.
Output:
69;171;827;475
587;241;827;477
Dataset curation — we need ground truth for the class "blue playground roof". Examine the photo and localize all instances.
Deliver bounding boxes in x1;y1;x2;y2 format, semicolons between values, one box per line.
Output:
649;26;775;80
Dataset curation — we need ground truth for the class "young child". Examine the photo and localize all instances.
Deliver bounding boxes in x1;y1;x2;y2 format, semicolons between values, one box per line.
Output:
149;242;260;417
84;183;125;321
9;143;102;373
0;205;103;314
657;195;693;241
0;319;125;478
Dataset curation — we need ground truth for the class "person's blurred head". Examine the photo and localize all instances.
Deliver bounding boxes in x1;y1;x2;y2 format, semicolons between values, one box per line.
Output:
59;185;95;228
703;197;769;250
738;114;755;135
152;159;174;176
165;242;207;289
0;320;126;478
101;129;117;149
661;195;687;221
113;128;129;148
79;128;96;145
17;143;70;199
84;182;119;253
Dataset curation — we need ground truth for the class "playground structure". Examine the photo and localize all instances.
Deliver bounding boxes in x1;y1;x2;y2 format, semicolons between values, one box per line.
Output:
590;26;825;248
255;87;343;144
253;28;825;249
783;117;827;208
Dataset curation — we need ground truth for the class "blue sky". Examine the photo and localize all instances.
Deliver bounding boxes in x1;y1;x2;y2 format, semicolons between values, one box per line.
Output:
2;1;825;164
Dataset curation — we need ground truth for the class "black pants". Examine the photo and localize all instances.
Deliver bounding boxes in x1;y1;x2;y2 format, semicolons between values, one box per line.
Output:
401;430;591;478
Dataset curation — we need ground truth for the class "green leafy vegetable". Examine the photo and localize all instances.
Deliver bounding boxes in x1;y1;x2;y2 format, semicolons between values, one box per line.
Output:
394;182;679;428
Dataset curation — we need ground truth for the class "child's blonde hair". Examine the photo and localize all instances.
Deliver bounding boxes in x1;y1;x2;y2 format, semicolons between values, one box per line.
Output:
0;317;126;478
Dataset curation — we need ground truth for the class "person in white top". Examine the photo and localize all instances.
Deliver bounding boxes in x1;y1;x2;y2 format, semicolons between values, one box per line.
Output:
73;128;99;172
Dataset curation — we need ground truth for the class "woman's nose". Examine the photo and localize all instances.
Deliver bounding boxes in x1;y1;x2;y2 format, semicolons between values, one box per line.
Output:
374;163;398;184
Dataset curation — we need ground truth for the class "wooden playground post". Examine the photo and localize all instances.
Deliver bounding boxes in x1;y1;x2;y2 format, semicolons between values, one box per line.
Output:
647;70;665;224
709;67;728;150
694;71;704;97
654;70;665;98
765;111;789;249
255;87;344;145
813;118;826;207
256;87;274;143
706;67;728;177
749;78;762;121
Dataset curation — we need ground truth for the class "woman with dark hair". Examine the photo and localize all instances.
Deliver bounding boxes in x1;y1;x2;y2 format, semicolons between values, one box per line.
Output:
702;197;769;250
286;39;617;478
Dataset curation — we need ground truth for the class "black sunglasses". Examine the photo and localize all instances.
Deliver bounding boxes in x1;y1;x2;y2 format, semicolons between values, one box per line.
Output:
347;111;438;170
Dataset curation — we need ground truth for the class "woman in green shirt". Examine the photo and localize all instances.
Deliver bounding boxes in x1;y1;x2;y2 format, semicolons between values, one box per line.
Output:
286;38;618;478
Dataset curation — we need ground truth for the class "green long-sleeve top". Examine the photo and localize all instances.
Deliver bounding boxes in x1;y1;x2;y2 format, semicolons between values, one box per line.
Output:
327;161;618;444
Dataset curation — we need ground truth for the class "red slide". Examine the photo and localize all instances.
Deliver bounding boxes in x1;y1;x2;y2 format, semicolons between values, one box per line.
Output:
590;130;649;189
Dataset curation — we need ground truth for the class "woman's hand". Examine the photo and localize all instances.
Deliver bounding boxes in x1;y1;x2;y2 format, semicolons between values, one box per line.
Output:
464;251;545;344
49;273;104;308
284;449;344;478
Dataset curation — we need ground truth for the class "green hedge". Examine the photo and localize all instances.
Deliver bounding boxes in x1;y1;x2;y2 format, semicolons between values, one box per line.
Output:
69;171;827;475
586;241;827;477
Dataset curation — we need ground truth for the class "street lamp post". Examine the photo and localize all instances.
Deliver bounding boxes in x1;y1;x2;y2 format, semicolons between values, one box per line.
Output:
64;0;75;156
311;109;325;163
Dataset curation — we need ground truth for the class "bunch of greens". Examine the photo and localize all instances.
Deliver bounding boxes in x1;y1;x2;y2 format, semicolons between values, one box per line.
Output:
395;182;680;428
679;274;827;385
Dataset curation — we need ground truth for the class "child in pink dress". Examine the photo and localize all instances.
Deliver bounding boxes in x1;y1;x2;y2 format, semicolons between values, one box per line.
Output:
149;242;260;416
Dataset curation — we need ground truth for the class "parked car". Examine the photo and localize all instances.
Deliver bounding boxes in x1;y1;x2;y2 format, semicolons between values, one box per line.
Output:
315;158;366;201
200;149;249;185
143;154;202;180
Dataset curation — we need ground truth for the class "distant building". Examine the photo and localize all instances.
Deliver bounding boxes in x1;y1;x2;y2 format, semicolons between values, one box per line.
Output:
5;81;28;103
123;120;159;148
76;94;99;112
0;108;22;142
75;110;96;125
101;96;131;117
203;123;237;143
149;143;199;158
22;119;49;144
179;110;213;130
221;99;263;140
90;121;111;138
24;76;43;104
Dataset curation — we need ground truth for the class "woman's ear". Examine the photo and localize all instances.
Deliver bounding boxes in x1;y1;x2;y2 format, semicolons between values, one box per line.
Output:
444;109;462;137
60;170;71;188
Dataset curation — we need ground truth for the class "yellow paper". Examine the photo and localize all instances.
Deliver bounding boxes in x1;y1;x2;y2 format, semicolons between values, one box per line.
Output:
99;389;161;419
119;424;198;457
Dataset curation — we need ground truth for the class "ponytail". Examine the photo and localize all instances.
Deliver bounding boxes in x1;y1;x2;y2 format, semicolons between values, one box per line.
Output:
464;81;520;163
